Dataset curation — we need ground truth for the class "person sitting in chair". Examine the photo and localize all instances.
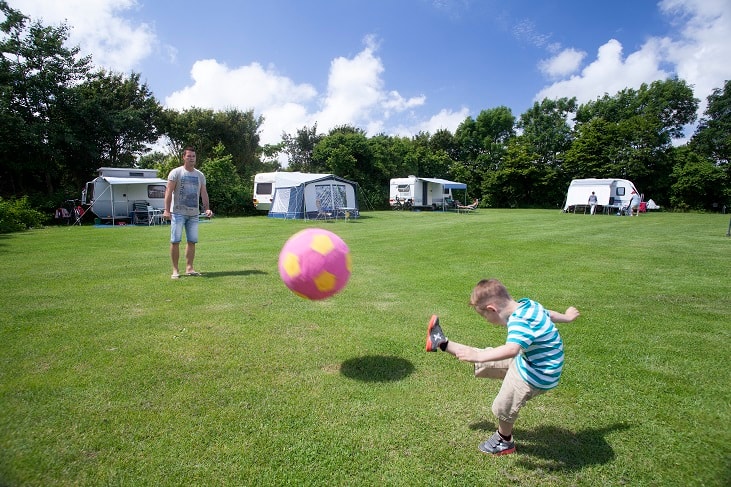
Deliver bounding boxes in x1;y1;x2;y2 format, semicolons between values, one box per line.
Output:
458;198;479;210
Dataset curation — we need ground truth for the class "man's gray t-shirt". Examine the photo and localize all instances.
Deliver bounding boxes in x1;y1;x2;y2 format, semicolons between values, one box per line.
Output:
168;166;205;216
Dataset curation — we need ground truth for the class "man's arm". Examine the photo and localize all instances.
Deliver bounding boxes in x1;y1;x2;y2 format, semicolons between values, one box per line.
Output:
200;183;212;217
163;180;175;219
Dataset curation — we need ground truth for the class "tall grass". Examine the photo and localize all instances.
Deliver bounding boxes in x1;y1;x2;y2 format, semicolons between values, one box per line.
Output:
1;210;729;486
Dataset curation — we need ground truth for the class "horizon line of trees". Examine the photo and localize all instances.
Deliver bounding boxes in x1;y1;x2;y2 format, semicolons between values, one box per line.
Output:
1;1;729;222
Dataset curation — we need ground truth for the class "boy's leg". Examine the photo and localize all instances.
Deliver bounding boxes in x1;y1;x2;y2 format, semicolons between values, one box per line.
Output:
480;359;546;455
473;352;511;379
425;317;510;379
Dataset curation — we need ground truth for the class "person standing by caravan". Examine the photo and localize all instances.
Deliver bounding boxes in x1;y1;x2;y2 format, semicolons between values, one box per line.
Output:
588;192;598;215
163;147;213;279
629;190;641;216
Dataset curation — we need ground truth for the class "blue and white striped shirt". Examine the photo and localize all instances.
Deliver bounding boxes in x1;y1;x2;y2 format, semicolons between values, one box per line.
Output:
506;298;564;390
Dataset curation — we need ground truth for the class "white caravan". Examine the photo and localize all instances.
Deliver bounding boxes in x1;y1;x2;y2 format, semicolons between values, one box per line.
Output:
82;167;168;223
563;178;639;213
389;176;466;210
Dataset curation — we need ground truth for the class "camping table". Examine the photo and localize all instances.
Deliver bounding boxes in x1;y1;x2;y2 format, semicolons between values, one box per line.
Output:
149;208;163;225
335;207;357;220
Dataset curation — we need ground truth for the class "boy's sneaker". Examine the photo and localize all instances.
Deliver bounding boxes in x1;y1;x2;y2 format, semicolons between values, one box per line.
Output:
478;431;516;456
426;315;447;352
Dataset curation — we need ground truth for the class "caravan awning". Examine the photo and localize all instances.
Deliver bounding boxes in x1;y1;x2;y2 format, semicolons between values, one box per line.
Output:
102;176;169;185
419;177;467;190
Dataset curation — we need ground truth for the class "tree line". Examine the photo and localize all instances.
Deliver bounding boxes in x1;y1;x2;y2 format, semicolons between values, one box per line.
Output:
1;1;729;222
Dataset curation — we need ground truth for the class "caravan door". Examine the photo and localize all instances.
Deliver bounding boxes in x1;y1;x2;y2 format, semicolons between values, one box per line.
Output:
113;185;131;218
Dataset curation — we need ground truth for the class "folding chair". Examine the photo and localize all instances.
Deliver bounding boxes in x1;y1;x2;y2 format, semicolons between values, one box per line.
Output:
132;200;152;225
315;199;333;221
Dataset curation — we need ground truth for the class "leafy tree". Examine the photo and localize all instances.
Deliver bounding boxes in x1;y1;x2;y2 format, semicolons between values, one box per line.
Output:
281;124;323;172
56;70;162;190
313;125;372;181
570;78;697;203
0;1;91;196
199;143;249;215
481;138;542;208
429;128;459;162
692;80;731;166
669;146;729;210
517;97;576;168
161;107;263;180
0;196;45;232
453;106;516;205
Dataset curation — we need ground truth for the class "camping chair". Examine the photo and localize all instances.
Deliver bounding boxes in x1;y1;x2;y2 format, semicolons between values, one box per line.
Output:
315;199;333;221
457;199;479;214
132;200;152;225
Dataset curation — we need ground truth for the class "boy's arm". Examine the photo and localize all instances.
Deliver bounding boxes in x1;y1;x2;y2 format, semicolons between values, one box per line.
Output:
454;342;521;363
549;306;580;323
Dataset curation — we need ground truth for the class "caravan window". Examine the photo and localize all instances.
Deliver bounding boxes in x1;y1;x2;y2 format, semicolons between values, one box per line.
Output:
397;184;409;193
148;185;166;199
256;182;273;195
616;187;626;196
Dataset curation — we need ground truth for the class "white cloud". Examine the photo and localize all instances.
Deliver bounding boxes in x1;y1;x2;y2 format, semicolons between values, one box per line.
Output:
539;48;586;78
165;60;318;146
658;0;731;110
513;18;553;48
535;0;731;118
165;36;431;146
536;38;669;104
410;107;470;136
8;0;156;73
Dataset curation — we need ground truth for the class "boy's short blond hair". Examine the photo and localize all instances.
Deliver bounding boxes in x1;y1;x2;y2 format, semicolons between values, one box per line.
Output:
470;278;512;309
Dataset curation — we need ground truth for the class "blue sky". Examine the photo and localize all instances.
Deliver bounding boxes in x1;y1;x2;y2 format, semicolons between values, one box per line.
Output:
7;0;731;147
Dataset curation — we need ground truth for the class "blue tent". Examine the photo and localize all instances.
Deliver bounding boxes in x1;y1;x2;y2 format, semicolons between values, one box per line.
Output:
268;173;358;219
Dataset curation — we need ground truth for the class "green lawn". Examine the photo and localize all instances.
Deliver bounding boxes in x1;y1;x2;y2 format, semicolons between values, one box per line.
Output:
1;210;729;486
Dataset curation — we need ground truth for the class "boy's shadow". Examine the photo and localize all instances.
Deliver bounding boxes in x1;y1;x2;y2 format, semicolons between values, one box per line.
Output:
470;421;629;470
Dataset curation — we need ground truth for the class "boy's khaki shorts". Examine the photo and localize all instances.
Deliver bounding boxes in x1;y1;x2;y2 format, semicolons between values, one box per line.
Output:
473;350;546;424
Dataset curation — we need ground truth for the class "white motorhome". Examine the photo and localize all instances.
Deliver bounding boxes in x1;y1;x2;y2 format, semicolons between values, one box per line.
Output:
389;176;466;210
82;167;168;223
563;178;639;213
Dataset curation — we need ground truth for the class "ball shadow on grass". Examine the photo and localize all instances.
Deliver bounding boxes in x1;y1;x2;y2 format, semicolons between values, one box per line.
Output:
340;355;414;382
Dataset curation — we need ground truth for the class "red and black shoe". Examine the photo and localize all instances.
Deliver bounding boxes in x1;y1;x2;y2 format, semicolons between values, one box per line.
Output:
426;315;448;352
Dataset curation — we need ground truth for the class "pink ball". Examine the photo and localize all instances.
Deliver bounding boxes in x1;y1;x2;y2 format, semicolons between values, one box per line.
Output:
278;228;352;300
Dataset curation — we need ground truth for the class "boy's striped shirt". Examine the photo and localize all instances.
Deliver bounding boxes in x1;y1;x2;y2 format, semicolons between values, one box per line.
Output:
506;298;564;390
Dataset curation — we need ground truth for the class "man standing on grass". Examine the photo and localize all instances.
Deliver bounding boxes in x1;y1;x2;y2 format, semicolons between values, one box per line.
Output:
163;146;213;279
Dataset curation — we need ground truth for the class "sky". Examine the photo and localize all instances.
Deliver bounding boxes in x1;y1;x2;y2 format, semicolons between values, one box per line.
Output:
6;0;731;149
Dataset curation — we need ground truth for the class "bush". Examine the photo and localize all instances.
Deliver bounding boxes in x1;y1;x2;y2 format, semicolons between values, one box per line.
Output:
0;197;46;233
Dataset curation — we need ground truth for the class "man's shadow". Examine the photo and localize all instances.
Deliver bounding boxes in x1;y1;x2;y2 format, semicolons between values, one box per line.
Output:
470;421;629;470
196;270;267;278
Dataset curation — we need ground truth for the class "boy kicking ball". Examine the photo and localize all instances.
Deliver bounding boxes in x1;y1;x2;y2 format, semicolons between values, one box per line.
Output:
426;278;580;455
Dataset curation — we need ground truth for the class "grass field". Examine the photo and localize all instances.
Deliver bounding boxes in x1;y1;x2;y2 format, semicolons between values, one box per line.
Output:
1;210;729;486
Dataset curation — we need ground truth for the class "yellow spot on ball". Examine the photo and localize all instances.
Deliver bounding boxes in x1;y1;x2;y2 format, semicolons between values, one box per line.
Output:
311;234;335;256
314;270;336;292
282;252;301;278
